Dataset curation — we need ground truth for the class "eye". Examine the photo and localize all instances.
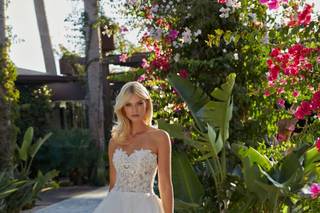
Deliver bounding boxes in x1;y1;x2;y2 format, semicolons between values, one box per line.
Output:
125;103;132;107
138;101;144;105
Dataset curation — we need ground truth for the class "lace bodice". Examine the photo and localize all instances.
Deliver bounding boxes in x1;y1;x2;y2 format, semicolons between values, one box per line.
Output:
112;148;158;193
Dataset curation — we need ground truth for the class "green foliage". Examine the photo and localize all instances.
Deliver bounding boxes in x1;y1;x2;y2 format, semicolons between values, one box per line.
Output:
0;127;58;212
15;127;53;177
0;45;19;172
172;151;204;212
160;74;236;210
16;85;53;140
34;128;100;185
0;45;19;103
230;143;318;212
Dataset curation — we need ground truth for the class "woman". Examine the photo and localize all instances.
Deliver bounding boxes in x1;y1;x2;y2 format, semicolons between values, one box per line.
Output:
93;81;174;213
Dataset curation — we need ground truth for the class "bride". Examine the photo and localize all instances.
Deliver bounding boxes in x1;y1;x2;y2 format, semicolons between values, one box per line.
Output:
93;81;174;213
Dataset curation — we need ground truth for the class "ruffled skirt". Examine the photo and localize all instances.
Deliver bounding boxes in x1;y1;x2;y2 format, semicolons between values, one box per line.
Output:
93;190;164;213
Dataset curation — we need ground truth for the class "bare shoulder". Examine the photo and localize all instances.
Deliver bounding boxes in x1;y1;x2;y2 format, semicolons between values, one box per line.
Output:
108;137;118;152
148;128;171;147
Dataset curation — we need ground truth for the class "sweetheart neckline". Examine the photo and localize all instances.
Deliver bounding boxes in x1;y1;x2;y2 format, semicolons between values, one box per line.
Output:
115;147;157;158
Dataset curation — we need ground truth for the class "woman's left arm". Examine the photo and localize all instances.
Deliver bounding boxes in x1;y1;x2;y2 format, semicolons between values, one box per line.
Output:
157;130;174;213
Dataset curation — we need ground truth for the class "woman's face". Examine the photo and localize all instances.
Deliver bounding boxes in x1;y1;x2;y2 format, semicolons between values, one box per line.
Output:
123;94;147;123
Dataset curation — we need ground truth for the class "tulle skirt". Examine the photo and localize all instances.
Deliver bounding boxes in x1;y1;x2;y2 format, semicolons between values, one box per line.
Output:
93;190;164;213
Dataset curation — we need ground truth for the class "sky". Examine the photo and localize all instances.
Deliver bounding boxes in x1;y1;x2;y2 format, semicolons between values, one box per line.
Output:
7;0;320;74
7;0;139;74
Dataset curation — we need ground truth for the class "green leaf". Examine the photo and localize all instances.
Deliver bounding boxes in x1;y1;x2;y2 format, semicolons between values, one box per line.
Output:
232;144;272;170
168;73;210;130
304;147;320;173
19;127;34;161
196;74;235;141
30;132;52;158
172;151;204;204
157;119;185;140
174;198;201;210
207;124;223;156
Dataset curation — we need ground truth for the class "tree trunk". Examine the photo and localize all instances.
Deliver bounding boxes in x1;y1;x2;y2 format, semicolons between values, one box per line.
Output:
0;0;14;173
34;0;57;74
84;0;105;151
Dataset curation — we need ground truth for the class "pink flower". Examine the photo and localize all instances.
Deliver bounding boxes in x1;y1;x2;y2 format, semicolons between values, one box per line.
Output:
315;137;320;152
276;87;285;94
119;53;128;62
268;0;280;10
310;183;320;199
292;90;299;97
178;69;189;79
217;0;227;3
137;74;146;82
276;133;287;142
277;98;285;108
141;58;150;69
264;90;271;97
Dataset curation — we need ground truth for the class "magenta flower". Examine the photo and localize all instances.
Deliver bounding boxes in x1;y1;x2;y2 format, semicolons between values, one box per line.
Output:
137;74;146;82
264;90;271;97
268;0;280;10
277;98;285;108
310;183;320;199
316;138;320;152
178;69;189;79
292;90;299;97
168;30;179;41
311;91;320;110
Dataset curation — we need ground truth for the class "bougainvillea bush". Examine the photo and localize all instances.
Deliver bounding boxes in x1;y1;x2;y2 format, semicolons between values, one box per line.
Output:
111;0;320;211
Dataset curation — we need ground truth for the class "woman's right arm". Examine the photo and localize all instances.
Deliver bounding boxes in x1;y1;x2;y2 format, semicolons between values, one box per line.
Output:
108;139;116;192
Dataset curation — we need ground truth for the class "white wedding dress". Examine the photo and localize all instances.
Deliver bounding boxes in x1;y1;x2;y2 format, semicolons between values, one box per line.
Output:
93;148;164;213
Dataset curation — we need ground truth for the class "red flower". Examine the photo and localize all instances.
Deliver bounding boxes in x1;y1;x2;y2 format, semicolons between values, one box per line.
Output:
294;101;312;119
298;4;313;26
217;0;227;3
311;91;320;110
270;48;281;57
315;138;320;152
178;69;189;79
264;90;271;97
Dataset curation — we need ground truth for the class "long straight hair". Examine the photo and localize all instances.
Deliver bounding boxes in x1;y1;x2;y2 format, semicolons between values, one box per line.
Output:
111;81;153;144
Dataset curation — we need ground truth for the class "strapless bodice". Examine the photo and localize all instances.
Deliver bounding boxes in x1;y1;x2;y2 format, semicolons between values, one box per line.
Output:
112;148;158;193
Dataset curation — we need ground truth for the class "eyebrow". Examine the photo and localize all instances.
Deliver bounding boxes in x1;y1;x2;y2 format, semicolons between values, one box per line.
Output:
125;99;145;104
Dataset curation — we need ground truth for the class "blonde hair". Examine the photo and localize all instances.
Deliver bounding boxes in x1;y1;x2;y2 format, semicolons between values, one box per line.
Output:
111;81;153;144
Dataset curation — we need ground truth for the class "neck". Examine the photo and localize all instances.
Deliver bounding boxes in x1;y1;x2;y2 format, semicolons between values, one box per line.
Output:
130;121;148;135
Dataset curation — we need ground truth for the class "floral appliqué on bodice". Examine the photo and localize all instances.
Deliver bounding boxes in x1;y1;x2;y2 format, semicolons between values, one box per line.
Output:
112;148;158;193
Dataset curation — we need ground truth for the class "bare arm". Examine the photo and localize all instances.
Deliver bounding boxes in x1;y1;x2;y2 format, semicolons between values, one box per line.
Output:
108;139;116;192
157;131;174;213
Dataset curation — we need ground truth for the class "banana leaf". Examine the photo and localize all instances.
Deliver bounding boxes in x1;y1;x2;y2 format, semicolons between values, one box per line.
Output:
172;151;204;206
18;127;34;161
168;73;210;130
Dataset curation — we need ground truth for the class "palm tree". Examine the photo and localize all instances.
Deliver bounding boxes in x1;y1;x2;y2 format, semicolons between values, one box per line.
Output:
83;0;105;152
34;0;57;74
